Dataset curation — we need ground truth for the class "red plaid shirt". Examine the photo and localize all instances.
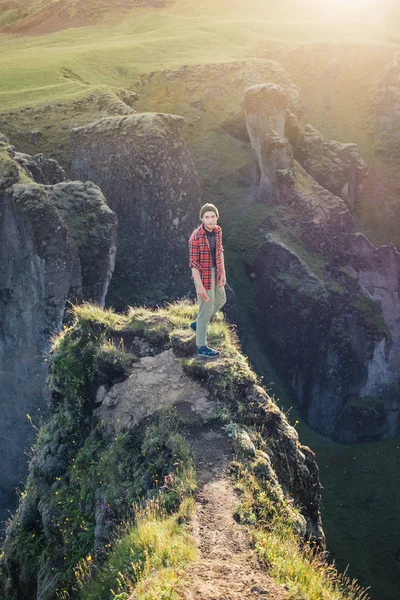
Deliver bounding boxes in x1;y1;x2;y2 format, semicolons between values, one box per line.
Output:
189;224;224;290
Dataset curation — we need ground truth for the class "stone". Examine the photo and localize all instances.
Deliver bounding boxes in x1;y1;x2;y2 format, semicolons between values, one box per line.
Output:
0;140;117;529
115;88;139;108
294;124;368;211
244;84;294;205
95;348;215;436
70;113;202;308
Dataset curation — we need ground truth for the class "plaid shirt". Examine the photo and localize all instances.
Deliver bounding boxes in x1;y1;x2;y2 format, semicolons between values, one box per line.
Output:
189;224;224;290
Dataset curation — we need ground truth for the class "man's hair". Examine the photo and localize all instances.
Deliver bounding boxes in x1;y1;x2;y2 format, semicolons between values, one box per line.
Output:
200;203;219;219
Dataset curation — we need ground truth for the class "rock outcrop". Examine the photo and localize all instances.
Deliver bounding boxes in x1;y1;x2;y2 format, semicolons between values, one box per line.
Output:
375;54;400;157
290;121;368;211
244;84;294;205
70;113;202;308
0;303;324;599
0;89;137;171
244;84;400;443
0;136;117;529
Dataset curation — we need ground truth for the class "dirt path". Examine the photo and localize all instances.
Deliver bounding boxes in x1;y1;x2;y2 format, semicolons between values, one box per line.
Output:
178;426;288;600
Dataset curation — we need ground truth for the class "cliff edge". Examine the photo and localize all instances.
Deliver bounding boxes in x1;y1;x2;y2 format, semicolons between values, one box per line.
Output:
0;135;117;530
0;302;367;600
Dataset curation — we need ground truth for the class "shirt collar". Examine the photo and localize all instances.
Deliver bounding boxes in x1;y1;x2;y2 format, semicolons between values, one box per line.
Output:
201;223;218;235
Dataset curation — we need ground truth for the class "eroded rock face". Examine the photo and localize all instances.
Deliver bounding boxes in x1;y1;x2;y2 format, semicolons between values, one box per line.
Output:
49;181;117;304
0;138;117;528
375;54;400;157
0;184;80;530
70;113;202;308
244;85;400;442
244;84;294;205
14;150;66;185
293;124;368;211
95;348;215;436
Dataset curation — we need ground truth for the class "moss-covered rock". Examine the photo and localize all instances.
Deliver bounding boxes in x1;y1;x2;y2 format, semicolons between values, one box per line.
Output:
0;139;117;534
70;112;202;308
0;301;324;599
292;123;368;211
50;181;117;303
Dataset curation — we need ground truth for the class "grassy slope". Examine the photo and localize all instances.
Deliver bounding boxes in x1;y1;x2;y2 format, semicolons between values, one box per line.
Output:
1;2;400;599
0;0;389;111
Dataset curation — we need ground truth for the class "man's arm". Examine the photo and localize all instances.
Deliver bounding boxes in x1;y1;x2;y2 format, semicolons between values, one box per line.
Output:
191;267;210;301
189;233;210;302
218;251;226;287
218;229;226;287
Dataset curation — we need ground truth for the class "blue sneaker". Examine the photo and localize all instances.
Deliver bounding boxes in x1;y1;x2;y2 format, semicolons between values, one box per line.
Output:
197;345;220;360
189;321;197;333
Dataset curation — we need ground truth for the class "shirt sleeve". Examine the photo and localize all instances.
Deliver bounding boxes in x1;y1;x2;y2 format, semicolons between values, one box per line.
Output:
189;233;201;271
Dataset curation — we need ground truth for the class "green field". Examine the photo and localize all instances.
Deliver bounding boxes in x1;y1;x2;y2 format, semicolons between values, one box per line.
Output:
0;0;391;111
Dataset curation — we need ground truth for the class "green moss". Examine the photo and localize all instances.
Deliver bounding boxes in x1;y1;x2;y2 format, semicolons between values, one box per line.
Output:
51;183;117;300
0;154;20;191
49;319;134;412
276;272;303;290
353;296;391;340
337;266;358;280
349;396;384;418
1;401;197;598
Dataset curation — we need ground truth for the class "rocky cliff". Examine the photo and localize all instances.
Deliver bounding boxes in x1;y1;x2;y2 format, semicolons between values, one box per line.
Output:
0;136;117;529
70;113;202;309
244;83;400;443
124;58;400;444
0;302;326;600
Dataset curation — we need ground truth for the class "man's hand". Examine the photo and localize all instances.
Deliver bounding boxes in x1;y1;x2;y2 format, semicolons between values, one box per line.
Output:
197;285;210;302
218;272;226;287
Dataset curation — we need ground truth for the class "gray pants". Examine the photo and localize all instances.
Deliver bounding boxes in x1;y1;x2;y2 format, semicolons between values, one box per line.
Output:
196;268;226;347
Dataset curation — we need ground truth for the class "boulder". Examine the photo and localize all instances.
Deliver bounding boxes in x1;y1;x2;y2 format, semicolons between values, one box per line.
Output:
70;113;202;308
95;348;215;436
244;84;294;205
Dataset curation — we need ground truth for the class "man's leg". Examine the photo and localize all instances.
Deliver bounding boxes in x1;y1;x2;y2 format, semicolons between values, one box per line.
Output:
211;284;226;320
196;277;215;347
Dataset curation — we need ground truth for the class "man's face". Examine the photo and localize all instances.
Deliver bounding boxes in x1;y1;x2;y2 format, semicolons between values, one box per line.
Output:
202;211;218;231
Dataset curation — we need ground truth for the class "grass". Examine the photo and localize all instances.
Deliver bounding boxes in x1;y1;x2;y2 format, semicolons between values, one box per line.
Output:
234;459;370;600
0;0;390;112
254;525;369;600
75;497;196;600
0;301;375;600
0;404;197;599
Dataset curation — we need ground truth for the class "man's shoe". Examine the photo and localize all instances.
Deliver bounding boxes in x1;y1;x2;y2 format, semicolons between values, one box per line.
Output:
197;345;220;360
189;321;197;333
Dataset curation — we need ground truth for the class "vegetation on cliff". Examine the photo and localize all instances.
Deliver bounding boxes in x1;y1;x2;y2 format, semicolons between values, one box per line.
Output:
0;302;368;600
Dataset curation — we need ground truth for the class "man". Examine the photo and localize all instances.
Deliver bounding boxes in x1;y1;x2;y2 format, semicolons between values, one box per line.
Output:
189;203;226;359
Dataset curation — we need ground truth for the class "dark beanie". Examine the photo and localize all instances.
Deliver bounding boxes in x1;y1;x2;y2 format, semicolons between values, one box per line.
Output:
199;203;219;219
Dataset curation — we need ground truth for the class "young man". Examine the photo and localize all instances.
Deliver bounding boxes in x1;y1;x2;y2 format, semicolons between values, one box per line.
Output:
189;203;227;359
